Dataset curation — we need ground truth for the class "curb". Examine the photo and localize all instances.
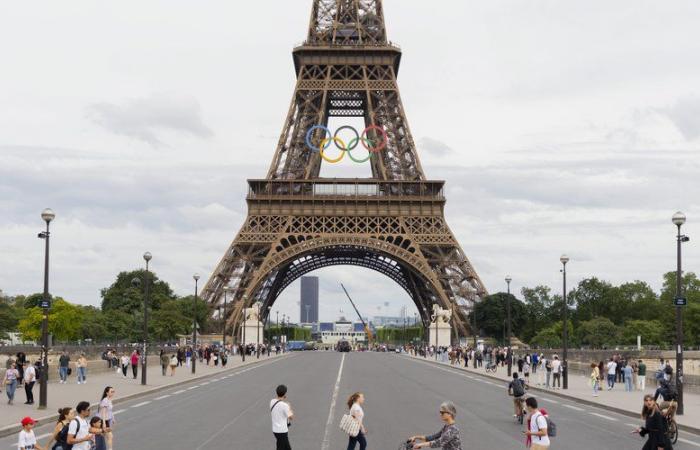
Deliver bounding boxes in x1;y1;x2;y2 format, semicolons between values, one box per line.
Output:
0;353;290;439
404;355;700;436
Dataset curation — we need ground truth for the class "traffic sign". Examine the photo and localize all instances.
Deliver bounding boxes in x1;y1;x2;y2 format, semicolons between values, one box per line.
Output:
674;297;687;306
41;300;51;309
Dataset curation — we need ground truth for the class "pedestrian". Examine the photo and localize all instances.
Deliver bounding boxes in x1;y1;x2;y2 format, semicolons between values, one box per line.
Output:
18;416;44;450
531;353;538;374
89;416;107;450
58;351;70;384
76;353;87;385
99;386;115;450
130;350;139;379
270;384;294;450
606;357;617;390
45;407;74;450
637;360;647;391
160;350;169;376
346;392;368;450
67;401;94;450
409;401;462;449
632;395;672;450
23;359;37;404
523;360;531;386
590;362;600;397
3;361;19;404
16;351;27;386
544;357;552;389
221;350;228;367
119;354;129;378
630;359;639;391
624;364;634;392
185;347;192;368
169;354;178;376
551;356;561;390
524;397;550;449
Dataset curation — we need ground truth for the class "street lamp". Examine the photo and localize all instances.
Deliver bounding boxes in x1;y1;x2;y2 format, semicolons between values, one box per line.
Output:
276;310;279;346
256;302;261;359
266;306;271;355
242;295;248;361
560;254;570;390
141;252;151;386
223;286;233;349
672;211;689;415
505;275;513;376
192;274;200;374
37;208;55;410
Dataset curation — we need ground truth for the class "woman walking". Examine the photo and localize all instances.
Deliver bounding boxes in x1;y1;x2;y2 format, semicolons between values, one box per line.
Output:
99;386;116;450
45;407;74;450
591;362;600;397
169;354;178;376
119;354;129;378
632;395;673;449
76;353;87;384
130;350;139;379
409;401;462;449
3;361;19;404
346;392;367;450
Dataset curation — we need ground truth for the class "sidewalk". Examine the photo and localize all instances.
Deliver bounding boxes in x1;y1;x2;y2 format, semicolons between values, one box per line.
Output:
406;354;700;433
0;352;286;435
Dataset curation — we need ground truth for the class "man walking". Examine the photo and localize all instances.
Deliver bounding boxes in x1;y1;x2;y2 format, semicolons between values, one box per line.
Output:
606;357;617;390
58;351;70;384
23;361;36;405
637;360;647;391
270;384;293;450
67;401;94;450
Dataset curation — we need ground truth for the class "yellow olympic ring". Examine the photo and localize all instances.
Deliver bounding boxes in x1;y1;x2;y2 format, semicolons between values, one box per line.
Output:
319;137;346;163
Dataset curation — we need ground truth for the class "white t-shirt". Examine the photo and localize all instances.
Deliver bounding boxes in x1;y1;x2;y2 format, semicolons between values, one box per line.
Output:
350;403;364;426
68;417;90;450
23;366;36;383
18;429;37;449
607;361;617;375
551;360;561;374
530;411;550;446
270;399;291;433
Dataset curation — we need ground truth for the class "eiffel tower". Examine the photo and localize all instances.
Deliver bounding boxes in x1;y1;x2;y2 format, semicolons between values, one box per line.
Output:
201;0;487;338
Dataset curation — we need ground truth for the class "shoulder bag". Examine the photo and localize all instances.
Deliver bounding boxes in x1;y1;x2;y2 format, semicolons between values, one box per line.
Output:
339;413;360;437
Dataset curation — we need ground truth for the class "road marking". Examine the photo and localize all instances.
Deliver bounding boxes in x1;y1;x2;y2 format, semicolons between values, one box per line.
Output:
200;382;210;385
155;394;171;400
539;398;559;404
625;423;638;427
131;401;151;408
113;409;126;415
589;412;617;421
678;438;700;448
187;386;199;390
174;389;186;394
563;404;584;411
35;432;52;440
321;353;346;450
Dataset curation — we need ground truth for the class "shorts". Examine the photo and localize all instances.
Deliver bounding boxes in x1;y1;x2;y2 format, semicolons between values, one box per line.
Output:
513;397;524;407
531;444;549;449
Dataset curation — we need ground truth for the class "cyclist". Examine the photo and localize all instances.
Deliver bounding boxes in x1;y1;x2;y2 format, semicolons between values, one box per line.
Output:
508;372;527;419
653;379;678;414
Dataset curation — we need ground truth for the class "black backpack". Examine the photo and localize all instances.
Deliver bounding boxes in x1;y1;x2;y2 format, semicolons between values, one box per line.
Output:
512;379;525;397
56;419;79;450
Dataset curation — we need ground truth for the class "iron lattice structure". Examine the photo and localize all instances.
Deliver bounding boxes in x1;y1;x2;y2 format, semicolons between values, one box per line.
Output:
202;0;487;338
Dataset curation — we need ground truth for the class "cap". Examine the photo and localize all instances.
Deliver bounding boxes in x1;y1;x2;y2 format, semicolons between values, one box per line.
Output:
21;417;37;426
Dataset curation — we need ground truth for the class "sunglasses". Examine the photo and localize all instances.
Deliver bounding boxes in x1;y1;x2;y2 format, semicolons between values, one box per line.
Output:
439;411;449;415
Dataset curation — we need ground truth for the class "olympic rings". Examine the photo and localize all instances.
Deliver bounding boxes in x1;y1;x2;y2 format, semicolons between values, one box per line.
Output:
306;124;388;163
319;137;346;163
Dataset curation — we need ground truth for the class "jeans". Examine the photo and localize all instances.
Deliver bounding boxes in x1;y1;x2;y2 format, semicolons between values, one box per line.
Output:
273;432;292;450
637;376;646;391
347;431;367;450
607;374;615;389
545;372;551;388
59;366;68;382
77;367;86;383
24;381;35;403
592;379;599;395
5;379;17;401
625;377;633;392
552;373;561;388
132;364;138;379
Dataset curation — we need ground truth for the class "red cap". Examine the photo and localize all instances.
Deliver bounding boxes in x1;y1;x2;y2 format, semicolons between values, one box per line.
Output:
21;417;37;426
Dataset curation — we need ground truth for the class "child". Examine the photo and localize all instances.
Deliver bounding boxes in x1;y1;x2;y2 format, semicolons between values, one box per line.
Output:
89;416;106;450
18;416;44;450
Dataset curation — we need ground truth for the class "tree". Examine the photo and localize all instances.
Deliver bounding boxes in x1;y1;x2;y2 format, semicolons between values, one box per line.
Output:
621;320;666;346
80;306;107;342
174;296;211;334
151;301;190;341
576;317;619;348
18;298;84;342
659;271;700;344
473;293;526;341
520;286;556;342
0;294;24;339
570;278;620;324
101;269;175;313
529;320;573;349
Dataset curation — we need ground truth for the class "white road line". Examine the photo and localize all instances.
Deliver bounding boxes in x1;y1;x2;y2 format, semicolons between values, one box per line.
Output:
589;412;617;421
131;401;151;408
155;394;171;400
539;398;559;404
563;404;584;411
200;382;210;385
113;409;126;415
35;432;52;440
678;438;700;448
625;423;638;427
187;386;199;390
321;353;346;450
174;389;186;394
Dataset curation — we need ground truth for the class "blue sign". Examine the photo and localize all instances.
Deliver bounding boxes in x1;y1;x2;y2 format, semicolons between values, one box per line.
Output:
41;300;51;309
674;297;687;306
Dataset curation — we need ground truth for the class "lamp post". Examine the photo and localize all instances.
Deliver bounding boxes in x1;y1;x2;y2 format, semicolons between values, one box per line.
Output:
141;252;151;386
276;310;279;346
505;275;513;376
242;295;248;361
222;286;232;349
560;255;570;390
192;274;200;374
673;211;689;415
266;306;271;354
256;302;261;359
38;208;55;410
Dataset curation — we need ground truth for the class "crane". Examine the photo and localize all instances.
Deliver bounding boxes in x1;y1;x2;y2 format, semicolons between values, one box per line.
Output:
340;283;374;346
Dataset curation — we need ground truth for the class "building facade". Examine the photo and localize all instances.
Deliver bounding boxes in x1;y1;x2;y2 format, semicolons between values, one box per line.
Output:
300;276;319;323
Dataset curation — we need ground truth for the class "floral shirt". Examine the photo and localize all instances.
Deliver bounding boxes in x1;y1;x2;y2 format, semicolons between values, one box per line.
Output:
426;423;462;449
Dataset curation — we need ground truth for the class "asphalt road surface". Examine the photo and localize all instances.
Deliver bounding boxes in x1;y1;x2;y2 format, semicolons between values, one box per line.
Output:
2;352;699;449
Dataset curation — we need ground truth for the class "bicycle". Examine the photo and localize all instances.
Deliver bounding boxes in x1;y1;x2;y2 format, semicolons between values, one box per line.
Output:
485;362;497;373
664;400;678;444
514;396;526;424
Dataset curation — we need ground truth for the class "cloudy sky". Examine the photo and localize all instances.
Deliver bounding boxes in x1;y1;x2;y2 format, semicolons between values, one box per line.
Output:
1;1;699;323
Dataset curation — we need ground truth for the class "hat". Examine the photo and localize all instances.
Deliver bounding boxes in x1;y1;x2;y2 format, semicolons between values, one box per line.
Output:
21;417;37;426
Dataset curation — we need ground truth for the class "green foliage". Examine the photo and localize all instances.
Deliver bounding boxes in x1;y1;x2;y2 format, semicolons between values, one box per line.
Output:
530;324;561;348
520;286;557;342
473;293;526;339
0;294;25;339
576;317;619;348
18;298;84;342
100;269;175;313
151;302;191;341
376;326;423;344
620;320;666;346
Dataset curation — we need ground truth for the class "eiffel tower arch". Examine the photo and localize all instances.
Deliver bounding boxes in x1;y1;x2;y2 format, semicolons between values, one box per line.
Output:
201;0;487;340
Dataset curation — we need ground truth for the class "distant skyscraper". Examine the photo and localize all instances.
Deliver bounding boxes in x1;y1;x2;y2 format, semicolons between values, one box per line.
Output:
300;276;319;323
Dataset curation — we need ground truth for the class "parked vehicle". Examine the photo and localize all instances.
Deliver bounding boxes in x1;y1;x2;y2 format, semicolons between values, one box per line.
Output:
337;340;351;352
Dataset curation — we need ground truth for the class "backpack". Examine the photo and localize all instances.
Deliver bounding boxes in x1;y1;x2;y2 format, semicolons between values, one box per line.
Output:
512;379;525;397
545;360;552;370
536;411;556;438
664;365;673;375
56;418;79;450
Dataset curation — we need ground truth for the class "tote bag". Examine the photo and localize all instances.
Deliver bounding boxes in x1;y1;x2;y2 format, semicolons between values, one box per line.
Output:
339;414;360;437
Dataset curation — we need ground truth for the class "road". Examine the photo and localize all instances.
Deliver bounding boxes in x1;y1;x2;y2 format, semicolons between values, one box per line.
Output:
2;351;699;449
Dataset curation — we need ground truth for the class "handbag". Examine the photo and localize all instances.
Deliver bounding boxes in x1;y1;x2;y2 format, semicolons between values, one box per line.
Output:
339;413;360;437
